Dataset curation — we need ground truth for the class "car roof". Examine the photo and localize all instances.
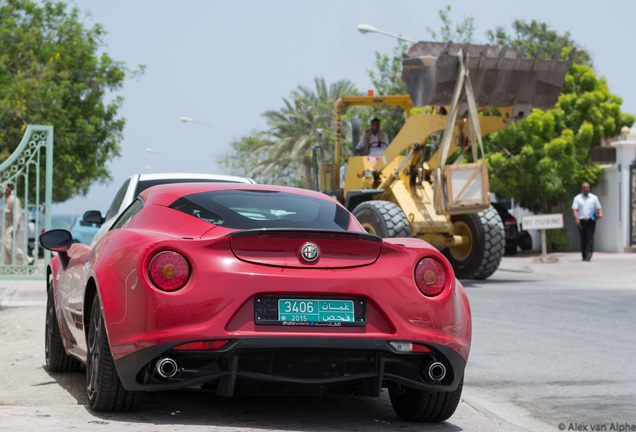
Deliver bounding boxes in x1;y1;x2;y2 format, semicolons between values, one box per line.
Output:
135;173;255;183
140;182;339;207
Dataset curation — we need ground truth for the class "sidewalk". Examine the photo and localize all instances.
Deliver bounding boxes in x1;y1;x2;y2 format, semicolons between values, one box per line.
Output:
498;251;636;285
0;279;45;308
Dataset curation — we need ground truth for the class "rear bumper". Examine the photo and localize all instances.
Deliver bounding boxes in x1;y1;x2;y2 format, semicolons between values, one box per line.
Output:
504;226;518;242
115;337;466;396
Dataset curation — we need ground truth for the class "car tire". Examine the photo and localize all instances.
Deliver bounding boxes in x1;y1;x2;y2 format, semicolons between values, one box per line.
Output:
443;207;505;279
86;295;143;412
352;200;410;238
389;375;463;422
45;281;81;372
518;230;533;251
505;241;517;256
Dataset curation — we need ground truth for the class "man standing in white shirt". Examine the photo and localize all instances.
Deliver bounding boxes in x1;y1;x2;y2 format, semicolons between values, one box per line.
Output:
354;118;389;156
572;182;603;261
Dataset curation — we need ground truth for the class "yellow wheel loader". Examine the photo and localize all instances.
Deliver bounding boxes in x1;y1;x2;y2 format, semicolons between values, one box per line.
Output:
313;42;574;279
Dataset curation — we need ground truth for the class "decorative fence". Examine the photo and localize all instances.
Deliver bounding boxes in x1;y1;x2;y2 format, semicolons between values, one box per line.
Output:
0;125;53;279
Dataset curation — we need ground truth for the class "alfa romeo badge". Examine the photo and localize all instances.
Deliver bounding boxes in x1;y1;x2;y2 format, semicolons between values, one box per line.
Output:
300;242;319;262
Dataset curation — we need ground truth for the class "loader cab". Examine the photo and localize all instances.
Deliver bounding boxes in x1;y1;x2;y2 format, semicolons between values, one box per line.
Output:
314;94;413;202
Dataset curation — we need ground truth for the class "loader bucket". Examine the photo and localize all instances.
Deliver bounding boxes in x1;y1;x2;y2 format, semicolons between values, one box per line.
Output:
402;41;575;111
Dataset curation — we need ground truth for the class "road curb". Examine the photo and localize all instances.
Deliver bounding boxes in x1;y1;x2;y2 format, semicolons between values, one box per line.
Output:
497;263;534;273
461;397;534;431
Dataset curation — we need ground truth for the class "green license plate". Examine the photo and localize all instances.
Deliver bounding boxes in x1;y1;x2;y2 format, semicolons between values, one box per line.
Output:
254;297;366;327
278;299;355;323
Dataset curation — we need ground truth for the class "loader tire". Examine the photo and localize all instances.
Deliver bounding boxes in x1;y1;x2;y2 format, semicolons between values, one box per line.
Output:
443;206;504;280
353;200;410;238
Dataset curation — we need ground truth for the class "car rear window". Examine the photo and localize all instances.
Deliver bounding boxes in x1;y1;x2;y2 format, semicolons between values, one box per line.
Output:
169;190;350;230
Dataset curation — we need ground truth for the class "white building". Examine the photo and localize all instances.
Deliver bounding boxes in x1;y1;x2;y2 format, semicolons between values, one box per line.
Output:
503;127;636;254
593;128;636;252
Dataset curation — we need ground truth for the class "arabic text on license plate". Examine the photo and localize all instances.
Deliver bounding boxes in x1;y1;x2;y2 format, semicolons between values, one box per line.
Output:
278;299;354;323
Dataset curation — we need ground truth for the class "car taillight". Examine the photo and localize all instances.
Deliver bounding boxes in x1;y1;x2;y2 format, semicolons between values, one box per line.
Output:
173;340;229;350
148;251;190;291
504;218;517;226
414;258;446;297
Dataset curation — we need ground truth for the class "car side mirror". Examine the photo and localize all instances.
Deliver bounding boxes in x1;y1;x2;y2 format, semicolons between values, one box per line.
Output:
83;210;105;225
40;229;73;269
40;229;73;252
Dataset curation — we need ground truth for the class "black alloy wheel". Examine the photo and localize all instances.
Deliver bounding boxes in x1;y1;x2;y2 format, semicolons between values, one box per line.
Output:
86;295;143;411
45;276;80;372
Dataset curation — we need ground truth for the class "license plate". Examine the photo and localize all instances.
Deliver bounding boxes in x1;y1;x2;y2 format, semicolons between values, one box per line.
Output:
255;297;366;327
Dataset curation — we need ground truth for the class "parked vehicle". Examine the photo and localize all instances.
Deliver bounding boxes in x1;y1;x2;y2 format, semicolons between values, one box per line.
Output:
492;203;519;256
88;173;256;246
492;203;533;255
40;182;470;422
70;217;101;245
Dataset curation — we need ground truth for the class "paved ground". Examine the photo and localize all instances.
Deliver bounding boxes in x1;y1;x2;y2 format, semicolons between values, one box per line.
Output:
497;251;636;284
465;251;636;431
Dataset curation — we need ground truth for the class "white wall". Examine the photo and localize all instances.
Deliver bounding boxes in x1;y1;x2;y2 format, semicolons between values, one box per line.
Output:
595;165;620;252
594;139;636;252
493;137;636;253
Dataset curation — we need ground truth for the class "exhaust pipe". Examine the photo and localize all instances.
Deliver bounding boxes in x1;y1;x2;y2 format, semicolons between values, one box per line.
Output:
426;361;446;382
155;357;179;379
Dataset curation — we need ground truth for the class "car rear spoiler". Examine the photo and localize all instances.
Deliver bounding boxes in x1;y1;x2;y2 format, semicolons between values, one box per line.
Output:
228;228;381;242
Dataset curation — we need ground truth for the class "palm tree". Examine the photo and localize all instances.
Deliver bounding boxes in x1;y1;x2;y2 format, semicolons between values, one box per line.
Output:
253;77;357;189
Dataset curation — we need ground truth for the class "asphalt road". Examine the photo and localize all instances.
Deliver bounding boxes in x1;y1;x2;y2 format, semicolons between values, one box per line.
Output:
464;252;636;431
1;252;635;431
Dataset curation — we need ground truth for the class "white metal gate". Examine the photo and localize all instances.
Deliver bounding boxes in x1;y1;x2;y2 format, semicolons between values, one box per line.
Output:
0;125;53;279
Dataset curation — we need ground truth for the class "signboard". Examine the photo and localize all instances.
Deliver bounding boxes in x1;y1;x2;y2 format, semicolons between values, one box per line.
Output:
521;214;564;230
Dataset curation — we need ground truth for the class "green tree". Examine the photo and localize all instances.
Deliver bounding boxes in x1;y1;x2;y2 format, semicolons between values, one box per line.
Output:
484;22;634;249
487;20;591;65
364;15;633;249
0;0;143;202
484;23;634;214
220;134;301;186
224;77;357;189
426;5;475;43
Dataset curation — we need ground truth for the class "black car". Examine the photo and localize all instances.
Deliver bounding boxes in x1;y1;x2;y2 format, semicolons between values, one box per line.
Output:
492;203;532;255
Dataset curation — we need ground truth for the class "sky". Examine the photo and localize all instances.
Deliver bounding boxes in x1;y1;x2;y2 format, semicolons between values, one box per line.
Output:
54;0;636;216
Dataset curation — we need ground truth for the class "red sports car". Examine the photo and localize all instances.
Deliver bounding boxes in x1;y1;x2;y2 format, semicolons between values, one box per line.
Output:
40;183;471;422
